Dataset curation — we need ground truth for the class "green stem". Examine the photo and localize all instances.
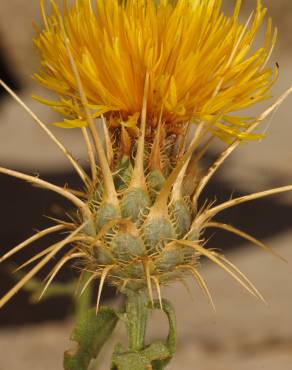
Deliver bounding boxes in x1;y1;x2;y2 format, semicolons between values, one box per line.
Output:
126;290;149;351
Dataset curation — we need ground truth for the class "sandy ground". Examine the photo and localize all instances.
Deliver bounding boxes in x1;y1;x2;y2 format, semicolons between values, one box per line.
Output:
0;1;292;369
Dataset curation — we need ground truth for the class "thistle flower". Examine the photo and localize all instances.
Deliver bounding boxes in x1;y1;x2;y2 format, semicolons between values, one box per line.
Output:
34;0;277;141
0;0;291;322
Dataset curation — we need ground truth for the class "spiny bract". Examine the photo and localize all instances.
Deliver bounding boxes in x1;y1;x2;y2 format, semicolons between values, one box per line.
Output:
81;122;201;296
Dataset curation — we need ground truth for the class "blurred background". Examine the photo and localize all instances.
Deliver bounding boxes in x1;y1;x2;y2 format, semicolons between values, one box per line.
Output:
0;0;292;369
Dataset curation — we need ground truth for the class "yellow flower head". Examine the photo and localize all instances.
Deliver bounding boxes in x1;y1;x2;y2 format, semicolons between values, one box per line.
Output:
34;0;277;140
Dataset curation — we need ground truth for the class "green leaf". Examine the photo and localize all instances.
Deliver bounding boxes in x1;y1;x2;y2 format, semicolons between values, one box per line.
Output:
151;299;177;370
143;341;170;362
111;352;152;370
64;307;119;370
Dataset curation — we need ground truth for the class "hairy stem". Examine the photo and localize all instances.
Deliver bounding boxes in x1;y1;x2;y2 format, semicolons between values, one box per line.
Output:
126;290;149;351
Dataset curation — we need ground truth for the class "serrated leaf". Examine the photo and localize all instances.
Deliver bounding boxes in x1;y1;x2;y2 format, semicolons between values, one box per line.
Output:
64;307;119;370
